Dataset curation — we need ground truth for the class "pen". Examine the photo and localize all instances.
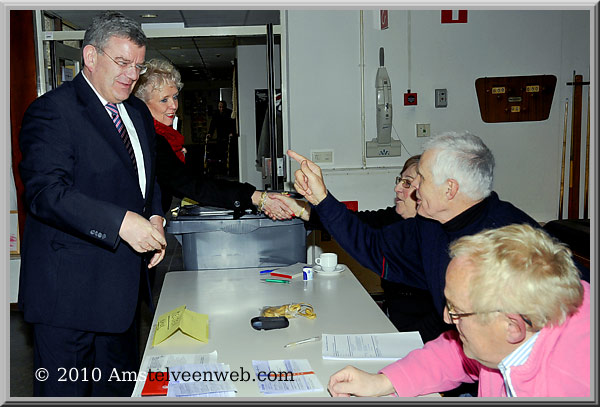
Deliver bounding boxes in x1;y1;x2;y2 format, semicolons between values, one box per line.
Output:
259;269;275;274
270;272;292;279
284;336;321;348
261;278;291;284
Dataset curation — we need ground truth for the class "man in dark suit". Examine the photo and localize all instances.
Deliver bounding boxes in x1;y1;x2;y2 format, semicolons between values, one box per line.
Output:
207;100;236;172
18;11;166;397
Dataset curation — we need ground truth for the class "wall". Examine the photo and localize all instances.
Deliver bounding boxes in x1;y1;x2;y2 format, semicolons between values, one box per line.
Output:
236;44;281;188
282;9;592;222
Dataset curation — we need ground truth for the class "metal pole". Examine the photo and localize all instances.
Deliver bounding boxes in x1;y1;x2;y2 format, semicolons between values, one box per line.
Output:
33;11;47;96
266;23;278;190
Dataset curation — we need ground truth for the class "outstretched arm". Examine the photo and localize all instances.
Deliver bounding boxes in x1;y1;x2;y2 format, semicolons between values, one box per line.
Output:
328;366;395;397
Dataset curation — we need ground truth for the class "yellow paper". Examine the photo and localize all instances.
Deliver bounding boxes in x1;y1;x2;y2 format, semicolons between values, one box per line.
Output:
152;305;209;346
181;197;199;206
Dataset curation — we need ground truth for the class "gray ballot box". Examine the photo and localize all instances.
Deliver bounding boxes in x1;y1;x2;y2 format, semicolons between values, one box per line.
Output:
167;205;307;270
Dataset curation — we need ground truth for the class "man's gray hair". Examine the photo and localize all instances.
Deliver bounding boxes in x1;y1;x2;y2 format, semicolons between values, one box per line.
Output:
423;131;495;200
82;11;147;63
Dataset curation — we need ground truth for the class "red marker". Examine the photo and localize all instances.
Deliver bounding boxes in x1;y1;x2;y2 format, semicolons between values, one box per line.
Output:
270;272;292;279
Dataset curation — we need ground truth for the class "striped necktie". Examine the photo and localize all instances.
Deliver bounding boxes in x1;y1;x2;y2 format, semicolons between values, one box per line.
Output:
106;103;138;173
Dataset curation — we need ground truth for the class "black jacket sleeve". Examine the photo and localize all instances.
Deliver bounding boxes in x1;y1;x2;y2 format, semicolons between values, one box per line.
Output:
305;203;402;230
155;133;256;213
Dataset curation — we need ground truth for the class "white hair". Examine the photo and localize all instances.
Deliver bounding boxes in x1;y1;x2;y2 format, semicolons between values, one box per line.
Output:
424;131;495;200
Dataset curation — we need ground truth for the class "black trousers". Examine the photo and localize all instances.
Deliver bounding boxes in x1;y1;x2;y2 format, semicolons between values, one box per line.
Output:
32;316;140;397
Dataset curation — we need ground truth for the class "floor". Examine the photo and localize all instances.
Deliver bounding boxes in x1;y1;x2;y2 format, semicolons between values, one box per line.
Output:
9;232;182;398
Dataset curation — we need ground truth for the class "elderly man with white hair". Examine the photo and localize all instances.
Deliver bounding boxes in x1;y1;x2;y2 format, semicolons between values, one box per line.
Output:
288;132;544;343
327;224;590;397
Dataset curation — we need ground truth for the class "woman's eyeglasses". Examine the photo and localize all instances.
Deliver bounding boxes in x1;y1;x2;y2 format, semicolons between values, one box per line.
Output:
395;177;412;189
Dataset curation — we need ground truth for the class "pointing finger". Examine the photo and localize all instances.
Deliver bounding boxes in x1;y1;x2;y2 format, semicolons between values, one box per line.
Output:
287;149;308;164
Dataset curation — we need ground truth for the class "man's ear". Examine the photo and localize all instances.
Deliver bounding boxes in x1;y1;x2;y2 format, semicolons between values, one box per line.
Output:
446;179;459;200
505;313;528;344
82;45;97;71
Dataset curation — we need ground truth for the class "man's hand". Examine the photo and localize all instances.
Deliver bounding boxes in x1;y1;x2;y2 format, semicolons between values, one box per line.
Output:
328;366;395;397
269;194;311;221
262;192;297;220
147;215;167;268
119;211;167;261
287;150;328;205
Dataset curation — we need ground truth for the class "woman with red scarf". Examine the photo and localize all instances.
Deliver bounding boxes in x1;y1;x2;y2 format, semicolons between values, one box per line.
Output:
134;59;294;219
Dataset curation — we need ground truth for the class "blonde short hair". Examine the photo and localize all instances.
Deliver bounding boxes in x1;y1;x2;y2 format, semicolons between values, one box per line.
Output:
134;58;183;102
449;224;583;329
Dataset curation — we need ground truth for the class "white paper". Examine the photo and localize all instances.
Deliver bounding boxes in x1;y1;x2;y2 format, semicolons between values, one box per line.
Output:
144;351;218;371
132;351;218;397
167;363;237;397
252;359;323;395
322;332;423;360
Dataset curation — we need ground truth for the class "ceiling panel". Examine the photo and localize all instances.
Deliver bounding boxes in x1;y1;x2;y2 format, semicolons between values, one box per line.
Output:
45;9;278;80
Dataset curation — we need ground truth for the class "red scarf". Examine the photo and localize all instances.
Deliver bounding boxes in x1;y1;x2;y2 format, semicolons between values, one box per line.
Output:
154;119;186;163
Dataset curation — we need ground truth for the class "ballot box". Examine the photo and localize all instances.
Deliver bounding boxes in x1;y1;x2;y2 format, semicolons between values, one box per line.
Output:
167;206;307;270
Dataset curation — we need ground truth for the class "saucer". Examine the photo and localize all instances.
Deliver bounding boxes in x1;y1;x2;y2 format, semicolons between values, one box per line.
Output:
313;264;345;276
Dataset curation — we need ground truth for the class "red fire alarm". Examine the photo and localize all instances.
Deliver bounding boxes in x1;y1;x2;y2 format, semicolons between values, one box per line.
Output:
404;92;418;106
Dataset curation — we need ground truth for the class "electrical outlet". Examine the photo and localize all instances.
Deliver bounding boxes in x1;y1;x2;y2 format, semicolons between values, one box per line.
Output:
435;88;448;108
416;123;430;137
311;150;333;164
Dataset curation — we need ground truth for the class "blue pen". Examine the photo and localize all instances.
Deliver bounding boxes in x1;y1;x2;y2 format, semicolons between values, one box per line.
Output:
260;269;275;274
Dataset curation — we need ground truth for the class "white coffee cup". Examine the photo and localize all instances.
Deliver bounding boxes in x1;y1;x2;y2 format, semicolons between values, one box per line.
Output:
315;253;338;272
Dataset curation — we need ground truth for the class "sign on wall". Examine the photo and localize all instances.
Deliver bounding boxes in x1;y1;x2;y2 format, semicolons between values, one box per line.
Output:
441;10;468;24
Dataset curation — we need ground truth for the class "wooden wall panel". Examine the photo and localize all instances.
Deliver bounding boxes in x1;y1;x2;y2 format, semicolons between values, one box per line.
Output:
10;10;39;241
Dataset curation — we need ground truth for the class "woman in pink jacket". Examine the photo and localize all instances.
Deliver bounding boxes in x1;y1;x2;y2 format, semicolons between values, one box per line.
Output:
328;224;590;398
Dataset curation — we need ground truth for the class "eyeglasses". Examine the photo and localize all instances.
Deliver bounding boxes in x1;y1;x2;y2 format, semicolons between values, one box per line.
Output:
97;48;148;75
445;302;533;327
395;176;412;189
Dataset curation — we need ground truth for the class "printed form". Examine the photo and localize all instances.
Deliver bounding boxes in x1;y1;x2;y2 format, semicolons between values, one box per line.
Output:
322;332;423;360
252;359;323;395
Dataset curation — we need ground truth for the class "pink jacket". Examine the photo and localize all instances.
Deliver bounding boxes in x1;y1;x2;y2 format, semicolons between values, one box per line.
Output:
380;281;590;397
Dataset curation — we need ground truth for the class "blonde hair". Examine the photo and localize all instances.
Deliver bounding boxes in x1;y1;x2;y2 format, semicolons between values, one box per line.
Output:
134;58;183;102
449;224;583;329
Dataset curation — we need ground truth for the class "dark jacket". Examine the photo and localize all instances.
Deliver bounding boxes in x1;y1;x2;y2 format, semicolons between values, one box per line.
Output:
18;73;162;333
155;130;256;214
314;192;540;316
307;204;445;341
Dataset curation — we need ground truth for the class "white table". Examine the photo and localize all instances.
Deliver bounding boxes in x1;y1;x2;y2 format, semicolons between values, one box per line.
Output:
132;265;426;398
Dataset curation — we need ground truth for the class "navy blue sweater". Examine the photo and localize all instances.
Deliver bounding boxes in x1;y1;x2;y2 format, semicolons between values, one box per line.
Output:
314;191;540;316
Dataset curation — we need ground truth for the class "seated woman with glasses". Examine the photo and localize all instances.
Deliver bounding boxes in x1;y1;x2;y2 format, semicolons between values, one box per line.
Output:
271;155;450;343
328;224;590;398
133;59;294;219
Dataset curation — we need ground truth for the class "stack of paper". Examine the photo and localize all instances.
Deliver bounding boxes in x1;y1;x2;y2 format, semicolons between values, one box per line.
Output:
252;359;323;395
322;332;423;360
135;352;218;397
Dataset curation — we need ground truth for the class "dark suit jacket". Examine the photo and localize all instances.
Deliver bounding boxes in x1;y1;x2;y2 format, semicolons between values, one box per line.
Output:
18;73;163;333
